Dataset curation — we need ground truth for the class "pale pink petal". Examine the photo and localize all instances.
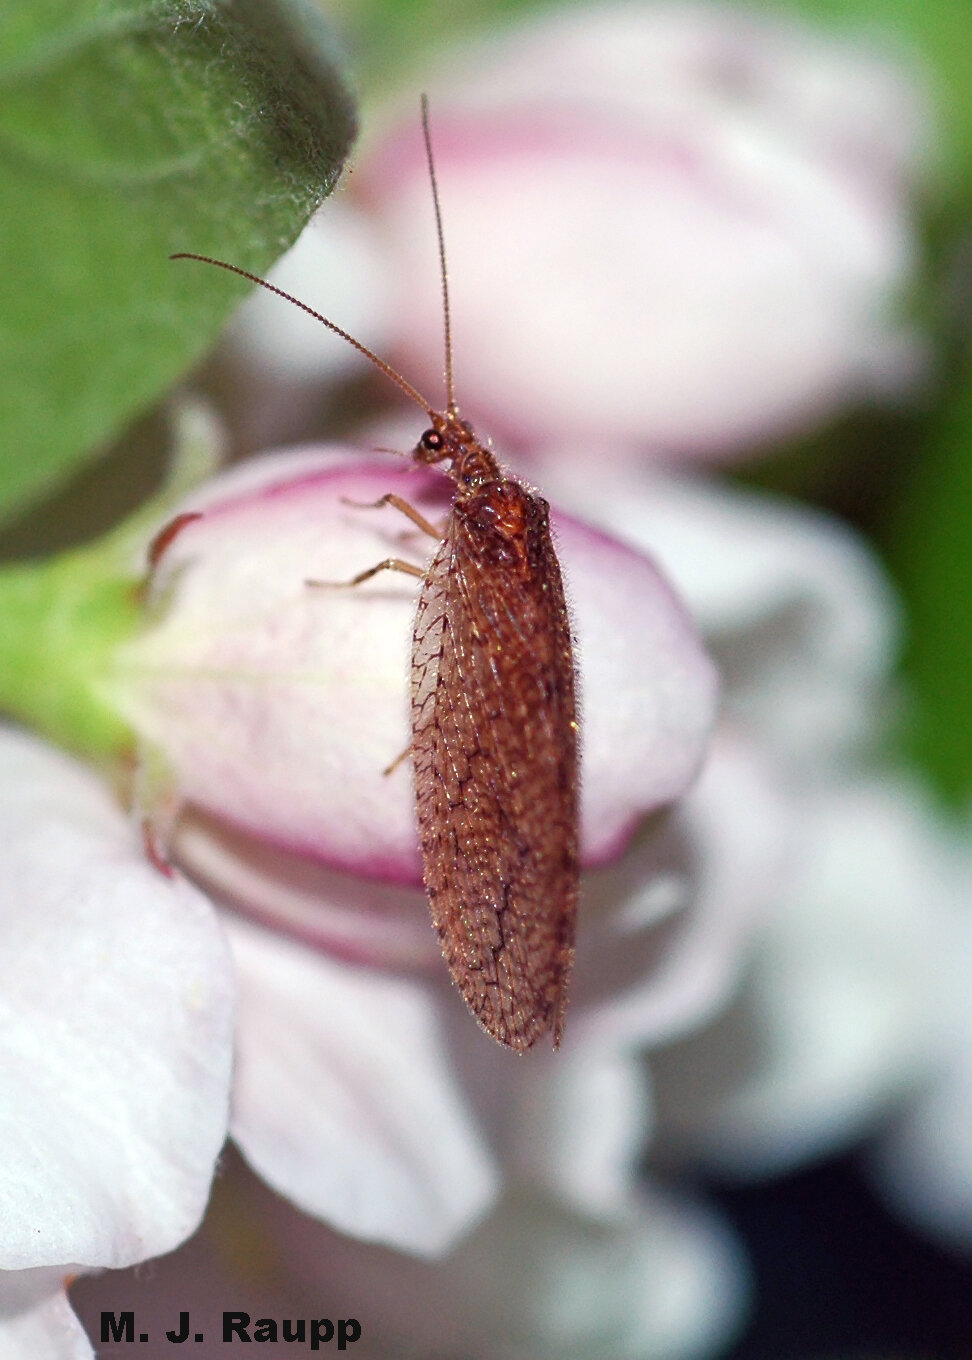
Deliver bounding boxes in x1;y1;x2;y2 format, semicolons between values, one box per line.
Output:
226;201;394;385
173;809;438;970
226;914;498;1255
219;202;396;454
0;1269;93;1360
509;1049;654;1219
650;776;954;1175
571;732;789;1050
562;512;719;858
0;729;234;1271
545;462;899;770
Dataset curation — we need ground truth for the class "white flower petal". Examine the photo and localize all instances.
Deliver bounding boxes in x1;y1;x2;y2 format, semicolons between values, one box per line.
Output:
445;1187;748;1360
510;1050;654;1220
547;465;899;771
651;776;954;1175
573;733;789;1050
226;1155;748;1360
0;1269;92;1360
226;915;498;1255
0;729;234;1271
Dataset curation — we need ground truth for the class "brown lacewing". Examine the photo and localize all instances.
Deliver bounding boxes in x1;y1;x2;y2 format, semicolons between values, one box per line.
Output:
172;97;579;1051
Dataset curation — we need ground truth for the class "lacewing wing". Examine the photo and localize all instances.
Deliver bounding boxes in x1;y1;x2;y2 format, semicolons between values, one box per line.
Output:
171;100;580;1051
409;414;579;1051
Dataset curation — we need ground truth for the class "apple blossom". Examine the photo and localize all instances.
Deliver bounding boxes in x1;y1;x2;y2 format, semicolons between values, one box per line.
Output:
529;459;961;1186
1;439;746;1353
136;724;766;1357
345;3;930;460
542;454;900;773
0;728;234;1358
61;721;772;1359
0;440;783;1354
2;2;959;1354
7;432;959;1357
650;774;962;1175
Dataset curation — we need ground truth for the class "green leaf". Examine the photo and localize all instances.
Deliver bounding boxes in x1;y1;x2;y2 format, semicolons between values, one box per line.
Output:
881;367;972;803
0;0;356;527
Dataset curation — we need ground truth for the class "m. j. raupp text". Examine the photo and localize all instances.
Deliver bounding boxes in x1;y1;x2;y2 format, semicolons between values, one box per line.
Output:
101;1310;361;1349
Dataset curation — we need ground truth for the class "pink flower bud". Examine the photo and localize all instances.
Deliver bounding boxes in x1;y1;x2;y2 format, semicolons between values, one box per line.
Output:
108;449;718;884
355;4;930;460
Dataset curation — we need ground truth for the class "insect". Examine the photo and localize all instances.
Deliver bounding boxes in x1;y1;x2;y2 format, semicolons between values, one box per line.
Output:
172;98;579;1051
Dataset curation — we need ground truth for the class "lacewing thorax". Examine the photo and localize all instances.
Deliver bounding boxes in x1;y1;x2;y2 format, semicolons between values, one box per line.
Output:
172;97;580;1051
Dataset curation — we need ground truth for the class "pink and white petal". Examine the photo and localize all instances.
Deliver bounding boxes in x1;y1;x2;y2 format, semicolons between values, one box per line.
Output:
572;733;790;1051
0;1268;93;1360
112;451;716;878
0;729;234;1272
562;513;719;859
438;1187;749;1360
358;7;929;459
650;776;954;1176
546;462;899;770
111;457;428;881
245;1152;748;1360
509;1049;654;1220
226;914;498;1256
872;865;972;1249
173;809;439;971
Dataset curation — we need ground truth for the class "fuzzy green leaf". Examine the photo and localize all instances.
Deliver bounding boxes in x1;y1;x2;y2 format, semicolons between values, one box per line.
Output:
0;0;355;525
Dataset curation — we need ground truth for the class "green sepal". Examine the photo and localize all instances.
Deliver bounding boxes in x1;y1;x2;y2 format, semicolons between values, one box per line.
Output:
0;540;144;763
0;401;223;763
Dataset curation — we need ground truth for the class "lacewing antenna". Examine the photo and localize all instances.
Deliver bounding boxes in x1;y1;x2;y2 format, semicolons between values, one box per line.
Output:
420;92;456;415
172;95;457;420
168;252;436;417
